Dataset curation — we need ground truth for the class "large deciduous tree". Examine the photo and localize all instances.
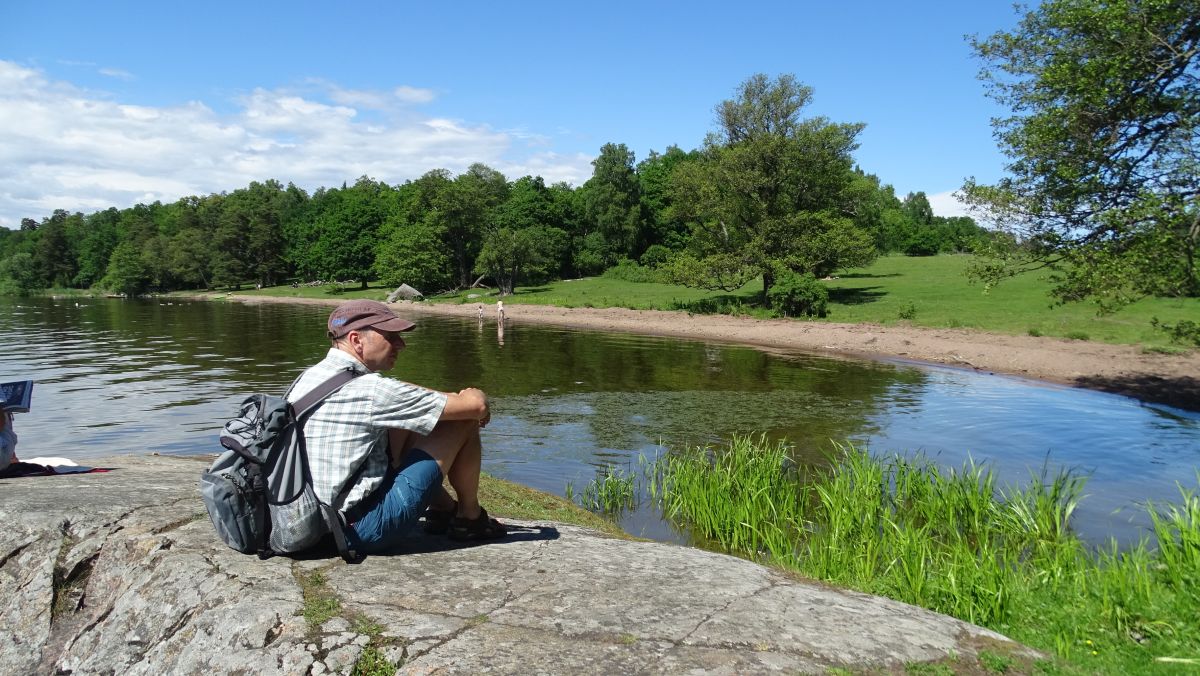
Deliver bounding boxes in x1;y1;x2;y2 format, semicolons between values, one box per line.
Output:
964;0;1200;311
667;74;876;299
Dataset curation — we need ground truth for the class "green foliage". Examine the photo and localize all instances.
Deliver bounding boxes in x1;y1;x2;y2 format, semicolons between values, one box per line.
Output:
350;646;396;676
903;228;942;257
601;259;663;284
474;226;561;295
652;436;1200;672
1065;331;1090;341
965;0;1200;311
297;569;340;628
897;302;917;320
638;244;672;269
0;252;45;294
99;241;150;296
580;143;643;262
765;271;828;317
570;464;637;515
1152;317;1200;347
667;73;877;299
374;218;452;293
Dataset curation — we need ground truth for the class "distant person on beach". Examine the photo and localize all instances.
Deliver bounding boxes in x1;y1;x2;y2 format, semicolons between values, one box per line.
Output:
289;299;507;554
477;304;484;321
497;300;505;323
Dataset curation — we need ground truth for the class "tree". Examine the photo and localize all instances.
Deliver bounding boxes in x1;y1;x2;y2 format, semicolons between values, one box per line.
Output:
0;252;43;295
580;143;643;263
33;210;76;288
100;241;150;296
964;0;1200;311
474;227;556;296
70;208;120;287
373;217;453;293
637;146;696;252
305;176;394;289
667;74;876;299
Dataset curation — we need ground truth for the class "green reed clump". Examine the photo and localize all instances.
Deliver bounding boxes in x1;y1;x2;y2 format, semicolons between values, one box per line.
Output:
651;435;810;560
569;464;637;514
652;436;1200;673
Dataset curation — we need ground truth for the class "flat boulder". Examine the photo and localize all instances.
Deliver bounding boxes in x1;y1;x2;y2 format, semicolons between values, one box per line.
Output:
0;455;1039;674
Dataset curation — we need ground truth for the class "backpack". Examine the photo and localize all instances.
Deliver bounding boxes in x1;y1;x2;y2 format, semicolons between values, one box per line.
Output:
199;367;362;562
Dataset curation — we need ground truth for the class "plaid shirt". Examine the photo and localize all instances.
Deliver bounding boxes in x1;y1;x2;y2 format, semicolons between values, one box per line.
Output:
288;349;447;513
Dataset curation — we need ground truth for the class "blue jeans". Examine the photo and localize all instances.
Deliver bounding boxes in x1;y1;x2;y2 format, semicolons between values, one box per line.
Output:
345;448;442;554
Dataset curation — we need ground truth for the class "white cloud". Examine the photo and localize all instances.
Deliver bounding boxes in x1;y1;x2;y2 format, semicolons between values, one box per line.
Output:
0;60;592;229
98;67;134;80
393;85;435;104
927;190;971;218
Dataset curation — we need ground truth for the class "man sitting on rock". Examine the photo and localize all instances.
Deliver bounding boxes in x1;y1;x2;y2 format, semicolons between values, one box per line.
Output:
291;299;506;554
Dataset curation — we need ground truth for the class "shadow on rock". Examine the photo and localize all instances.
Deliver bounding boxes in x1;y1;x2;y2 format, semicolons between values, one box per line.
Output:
1073;373;1200;413
290;524;561;561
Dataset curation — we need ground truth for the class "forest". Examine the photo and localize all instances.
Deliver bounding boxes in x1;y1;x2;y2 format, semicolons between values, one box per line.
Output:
0;75;991;301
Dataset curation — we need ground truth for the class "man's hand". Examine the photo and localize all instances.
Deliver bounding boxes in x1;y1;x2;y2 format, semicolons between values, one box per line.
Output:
458;387;490;427
442;387;489;425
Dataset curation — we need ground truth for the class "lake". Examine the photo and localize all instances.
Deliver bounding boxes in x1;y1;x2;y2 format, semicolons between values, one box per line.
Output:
2;296;1197;546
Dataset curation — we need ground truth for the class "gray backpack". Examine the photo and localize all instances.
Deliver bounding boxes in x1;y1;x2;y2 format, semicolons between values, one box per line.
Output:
200;367;361;561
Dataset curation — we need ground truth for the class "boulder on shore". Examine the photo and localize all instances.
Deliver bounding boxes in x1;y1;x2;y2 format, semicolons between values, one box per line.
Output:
386;284;423;303
0;454;1038;674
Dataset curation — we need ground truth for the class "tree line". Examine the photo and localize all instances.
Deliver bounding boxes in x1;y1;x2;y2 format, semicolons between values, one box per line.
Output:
0;74;992;300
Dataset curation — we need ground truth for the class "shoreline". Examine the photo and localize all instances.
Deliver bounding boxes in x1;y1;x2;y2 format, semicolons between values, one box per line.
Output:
218;293;1200;412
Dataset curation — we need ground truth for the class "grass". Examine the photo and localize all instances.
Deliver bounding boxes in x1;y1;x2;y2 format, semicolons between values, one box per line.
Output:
648;435;1200;674
566;463;638;514
296;567;341;628
476;472;633;539
162;254;1198;349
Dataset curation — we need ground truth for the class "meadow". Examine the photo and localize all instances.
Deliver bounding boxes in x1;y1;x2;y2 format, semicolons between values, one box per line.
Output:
424;254;1199;348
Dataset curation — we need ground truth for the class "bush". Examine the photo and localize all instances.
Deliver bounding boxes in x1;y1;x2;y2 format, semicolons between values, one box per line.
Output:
897;302;917;320
767;271;828;318
903;229;942;256
601;259;663;284
639;244;672;269
1152;317;1200;347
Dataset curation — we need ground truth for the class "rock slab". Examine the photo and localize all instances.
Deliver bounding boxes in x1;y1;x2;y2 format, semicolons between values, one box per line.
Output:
0;455;1037;674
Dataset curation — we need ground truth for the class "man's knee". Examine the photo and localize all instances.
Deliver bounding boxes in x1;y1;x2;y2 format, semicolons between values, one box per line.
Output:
412;420;479;468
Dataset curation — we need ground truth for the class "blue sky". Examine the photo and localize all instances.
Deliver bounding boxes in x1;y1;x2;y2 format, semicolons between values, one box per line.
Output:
0;1;1023;229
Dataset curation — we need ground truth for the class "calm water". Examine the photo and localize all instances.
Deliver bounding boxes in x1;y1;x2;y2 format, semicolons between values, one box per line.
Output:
2;297;1197;546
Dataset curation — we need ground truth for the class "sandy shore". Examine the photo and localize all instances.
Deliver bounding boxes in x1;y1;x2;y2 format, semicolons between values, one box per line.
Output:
225;294;1200;412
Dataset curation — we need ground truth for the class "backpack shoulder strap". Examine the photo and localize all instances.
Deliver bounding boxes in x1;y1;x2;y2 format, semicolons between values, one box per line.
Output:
290;367;361;419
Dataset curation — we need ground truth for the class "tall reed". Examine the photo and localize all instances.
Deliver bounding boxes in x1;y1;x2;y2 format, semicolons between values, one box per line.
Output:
651;435;1200;672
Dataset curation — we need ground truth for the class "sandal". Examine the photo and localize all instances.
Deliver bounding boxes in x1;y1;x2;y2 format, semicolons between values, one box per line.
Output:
448;507;508;541
422;499;457;535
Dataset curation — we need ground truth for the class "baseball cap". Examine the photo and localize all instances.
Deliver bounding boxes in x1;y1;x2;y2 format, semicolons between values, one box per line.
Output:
327;300;416;338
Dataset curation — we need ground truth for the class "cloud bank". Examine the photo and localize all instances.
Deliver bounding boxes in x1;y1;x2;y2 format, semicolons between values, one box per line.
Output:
0;61;593;228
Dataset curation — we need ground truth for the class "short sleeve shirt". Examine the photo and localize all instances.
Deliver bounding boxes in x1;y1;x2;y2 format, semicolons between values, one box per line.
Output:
288;349;447;512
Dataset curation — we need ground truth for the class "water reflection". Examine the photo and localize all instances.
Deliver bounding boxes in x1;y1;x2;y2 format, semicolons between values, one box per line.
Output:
1;296;1196;548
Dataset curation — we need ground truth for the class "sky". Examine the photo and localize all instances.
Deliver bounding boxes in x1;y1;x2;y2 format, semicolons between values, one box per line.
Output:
0;1;1024;230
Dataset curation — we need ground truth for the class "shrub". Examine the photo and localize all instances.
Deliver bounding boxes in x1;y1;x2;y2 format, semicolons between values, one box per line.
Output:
898;302;917;320
1027;327;1043;337
1152;317;1200;347
639;244;672;269
903;229;942;256
767;271;828;318
601;259;663;283
1065;331;1090;341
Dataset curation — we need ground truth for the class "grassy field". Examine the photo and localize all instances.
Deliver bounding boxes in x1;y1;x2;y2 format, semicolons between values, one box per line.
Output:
182;253;1198;348
425;254;1198;348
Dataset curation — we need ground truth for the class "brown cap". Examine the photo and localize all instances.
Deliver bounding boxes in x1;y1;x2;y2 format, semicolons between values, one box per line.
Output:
327;300;415;338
